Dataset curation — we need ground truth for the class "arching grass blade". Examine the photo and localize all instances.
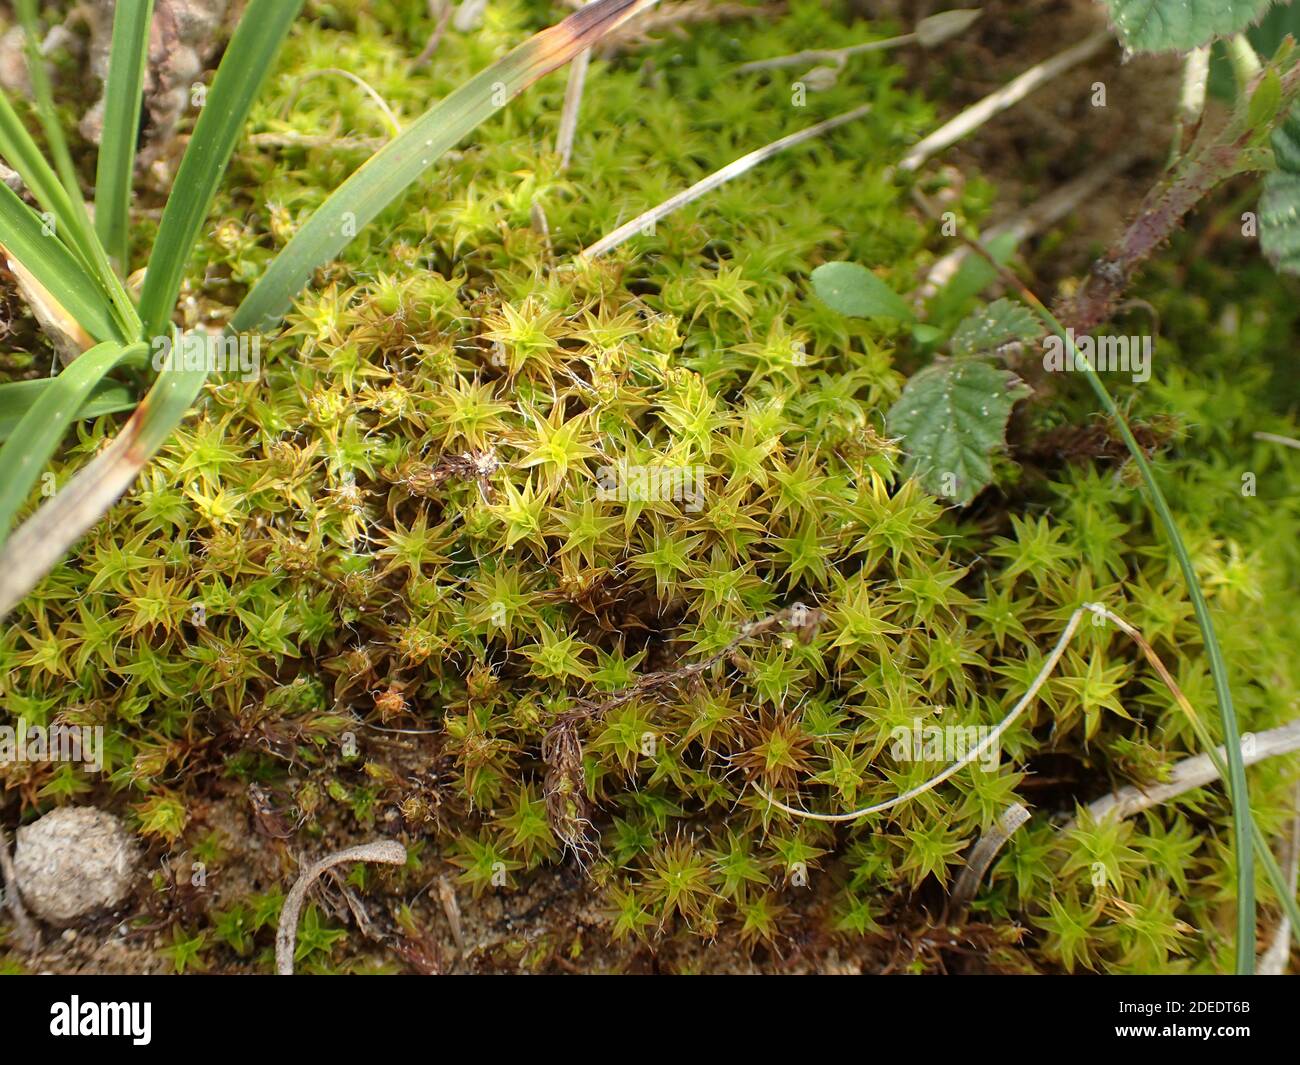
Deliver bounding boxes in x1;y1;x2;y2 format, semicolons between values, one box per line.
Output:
138;0;304;340
0;339;146;544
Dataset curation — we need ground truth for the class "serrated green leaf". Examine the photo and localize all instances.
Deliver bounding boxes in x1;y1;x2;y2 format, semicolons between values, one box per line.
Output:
1103;0;1276;54
1259;103;1300;271
886;358;1030;506
810;261;914;322
950;297;1044;356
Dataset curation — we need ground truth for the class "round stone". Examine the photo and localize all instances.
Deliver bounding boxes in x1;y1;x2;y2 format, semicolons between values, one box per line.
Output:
12;807;138;925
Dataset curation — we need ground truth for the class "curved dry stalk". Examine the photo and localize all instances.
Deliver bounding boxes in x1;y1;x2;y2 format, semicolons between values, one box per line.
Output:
1254;431;1300;450
579;104;872;258
1067;720;1300;829
930;202;1268;973
736;35;909;75
896;31;1110;174
949;802;1030;913
283;68;402;137
1259;787;1300;975
756;602;1294;828
555;1;597;170
275;840;407;975
754;604;1091;823
735;9;981;74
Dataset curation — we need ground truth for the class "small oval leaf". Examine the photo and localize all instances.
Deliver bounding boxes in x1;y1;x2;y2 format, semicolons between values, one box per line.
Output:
811;261;915;322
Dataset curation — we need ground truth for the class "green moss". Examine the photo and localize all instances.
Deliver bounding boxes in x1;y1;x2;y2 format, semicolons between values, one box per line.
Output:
2;0;1299;974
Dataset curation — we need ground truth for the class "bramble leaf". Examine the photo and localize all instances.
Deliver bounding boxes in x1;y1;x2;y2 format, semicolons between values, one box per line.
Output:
886;357;1030;506
1260;103;1300;272
950;297;1044;356
1102;0;1276;54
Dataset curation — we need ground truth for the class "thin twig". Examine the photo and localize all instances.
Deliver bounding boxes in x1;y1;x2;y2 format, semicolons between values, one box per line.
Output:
413;1;455;69
920;147;1143;299
755;598;1300;942
736;35;911;74
752;605;1090;822
1259;786;1300;975
556;1;598;170
0;826;41;954
436;875;465;953
282;68;403;138
1068;720;1300;828
325;867;381;941
949;802;1030;914
896;31;1111;174
542;604;822;852
756;601;1292;829
735;9;981;74
579;104;871;258
912;183;1291;973
276;840;407;975
1255;431;1300;451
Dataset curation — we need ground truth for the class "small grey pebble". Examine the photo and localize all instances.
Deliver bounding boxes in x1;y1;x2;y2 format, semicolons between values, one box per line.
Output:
13;807;138;925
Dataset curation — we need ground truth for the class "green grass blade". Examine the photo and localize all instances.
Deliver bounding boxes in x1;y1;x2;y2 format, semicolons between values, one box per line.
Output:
0;90;94;267
0;0;662;624
0;339;145;544
15;0;88;220
1030;301;1257;974
232;0;661;331
138;0;304;340
1149;657;1300;941
0;361;207;618
935;218;1261;972
0;377;137;441
95;0;155;273
15;0;140;339
0;178;124;343
0;87;137;336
